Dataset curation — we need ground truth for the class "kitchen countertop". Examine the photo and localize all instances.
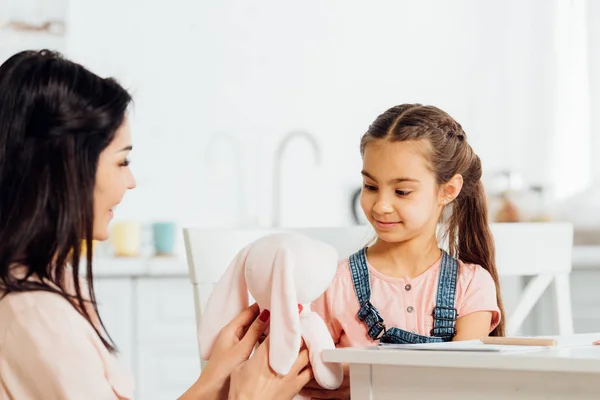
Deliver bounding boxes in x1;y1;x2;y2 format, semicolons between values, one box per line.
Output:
574;228;600;246
89;244;600;278
571;228;600;269
570;246;600;269
91;255;189;277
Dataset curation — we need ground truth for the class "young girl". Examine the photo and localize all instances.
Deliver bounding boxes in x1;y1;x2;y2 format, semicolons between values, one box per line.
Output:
302;104;505;398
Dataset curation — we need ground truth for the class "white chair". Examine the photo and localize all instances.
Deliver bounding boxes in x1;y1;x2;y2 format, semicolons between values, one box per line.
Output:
489;222;574;336
183;226;373;363
184;222;574;363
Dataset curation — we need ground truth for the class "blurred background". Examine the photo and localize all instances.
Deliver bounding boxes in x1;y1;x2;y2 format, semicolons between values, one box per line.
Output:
2;0;600;398
5;0;600;233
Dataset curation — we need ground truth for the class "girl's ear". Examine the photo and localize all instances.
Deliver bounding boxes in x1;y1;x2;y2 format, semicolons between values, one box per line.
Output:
440;174;463;205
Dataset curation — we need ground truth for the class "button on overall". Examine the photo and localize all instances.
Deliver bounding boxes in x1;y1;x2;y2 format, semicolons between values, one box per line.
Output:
350;248;458;344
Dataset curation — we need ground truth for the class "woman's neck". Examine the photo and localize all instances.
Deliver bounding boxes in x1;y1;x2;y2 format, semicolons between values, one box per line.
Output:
367;232;442;279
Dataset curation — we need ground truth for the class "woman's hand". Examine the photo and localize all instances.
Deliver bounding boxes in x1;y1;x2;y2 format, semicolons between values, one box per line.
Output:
181;303;270;400
299;363;351;400
228;336;313;400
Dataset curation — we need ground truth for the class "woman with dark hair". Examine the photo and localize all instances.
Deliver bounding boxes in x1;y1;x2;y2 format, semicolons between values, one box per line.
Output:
0;50;311;400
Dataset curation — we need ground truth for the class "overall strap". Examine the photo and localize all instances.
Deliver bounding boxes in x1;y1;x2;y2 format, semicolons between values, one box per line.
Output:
349;249;386;340
430;251;459;339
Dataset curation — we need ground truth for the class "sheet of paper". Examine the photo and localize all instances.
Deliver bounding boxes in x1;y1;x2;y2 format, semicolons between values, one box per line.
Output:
377;340;548;353
542;333;600;347
376;333;600;353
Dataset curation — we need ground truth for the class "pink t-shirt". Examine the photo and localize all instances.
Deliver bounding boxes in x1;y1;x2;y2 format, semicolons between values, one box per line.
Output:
311;254;501;347
0;270;133;400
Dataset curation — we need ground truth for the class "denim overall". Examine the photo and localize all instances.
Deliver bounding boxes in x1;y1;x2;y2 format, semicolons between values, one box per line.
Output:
349;248;458;344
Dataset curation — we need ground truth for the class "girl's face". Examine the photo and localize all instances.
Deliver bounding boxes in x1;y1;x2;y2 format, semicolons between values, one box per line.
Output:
360;139;444;244
93;119;137;241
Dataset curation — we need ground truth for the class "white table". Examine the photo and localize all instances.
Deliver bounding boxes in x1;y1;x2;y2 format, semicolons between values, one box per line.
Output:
322;345;600;399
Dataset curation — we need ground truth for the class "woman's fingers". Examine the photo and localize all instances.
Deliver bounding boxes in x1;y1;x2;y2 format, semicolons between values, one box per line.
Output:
289;347;310;374
293;366;314;392
227;303;260;339
235;309;270;358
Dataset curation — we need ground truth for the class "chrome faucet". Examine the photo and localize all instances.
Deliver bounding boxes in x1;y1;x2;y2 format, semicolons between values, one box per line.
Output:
272;130;321;227
204;132;246;226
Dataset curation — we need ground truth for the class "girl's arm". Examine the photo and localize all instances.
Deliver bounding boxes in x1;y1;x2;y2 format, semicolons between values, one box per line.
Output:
453;264;501;341
310;280;343;344
453;311;493;341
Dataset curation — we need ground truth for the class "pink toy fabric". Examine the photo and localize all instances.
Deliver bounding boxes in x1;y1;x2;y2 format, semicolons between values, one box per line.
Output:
197;232;343;396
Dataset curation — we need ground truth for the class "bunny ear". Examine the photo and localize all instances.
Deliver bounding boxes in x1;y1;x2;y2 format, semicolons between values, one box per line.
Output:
269;246;302;376
198;243;251;361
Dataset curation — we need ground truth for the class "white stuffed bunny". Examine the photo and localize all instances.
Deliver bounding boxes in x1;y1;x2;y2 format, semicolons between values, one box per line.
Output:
198;232;344;398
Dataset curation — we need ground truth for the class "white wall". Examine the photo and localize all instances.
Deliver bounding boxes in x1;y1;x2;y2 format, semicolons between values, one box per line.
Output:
63;0;564;230
0;0;67;59
589;0;600;177
1;0;585;231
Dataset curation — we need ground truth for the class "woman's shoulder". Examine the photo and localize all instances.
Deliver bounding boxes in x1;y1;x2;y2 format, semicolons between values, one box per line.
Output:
0;289;135;399
0;290;89;344
0;289;75;316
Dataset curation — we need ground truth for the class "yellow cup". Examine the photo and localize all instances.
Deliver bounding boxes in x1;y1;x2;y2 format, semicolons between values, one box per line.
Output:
111;221;141;257
68;240;97;259
80;240;98;255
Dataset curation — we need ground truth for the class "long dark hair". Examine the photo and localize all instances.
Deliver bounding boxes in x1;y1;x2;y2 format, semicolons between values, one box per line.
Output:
360;104;506;336
0;50;132;352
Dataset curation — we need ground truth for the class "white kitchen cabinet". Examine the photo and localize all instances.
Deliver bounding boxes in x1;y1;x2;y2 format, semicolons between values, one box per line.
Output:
94;278;136;378
135;277;200;400
93;267;200;400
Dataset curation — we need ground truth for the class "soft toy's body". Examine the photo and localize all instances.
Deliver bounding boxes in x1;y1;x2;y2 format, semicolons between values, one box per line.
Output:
198;232;343;398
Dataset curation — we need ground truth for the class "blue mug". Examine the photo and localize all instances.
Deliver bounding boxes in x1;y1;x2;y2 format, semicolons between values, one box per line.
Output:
152;222;176;255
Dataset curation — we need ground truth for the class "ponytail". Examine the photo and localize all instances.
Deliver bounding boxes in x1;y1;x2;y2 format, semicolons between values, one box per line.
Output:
447;179;506;336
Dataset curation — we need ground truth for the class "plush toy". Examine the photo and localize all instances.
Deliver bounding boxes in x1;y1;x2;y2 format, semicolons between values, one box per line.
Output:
198;232;343;398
